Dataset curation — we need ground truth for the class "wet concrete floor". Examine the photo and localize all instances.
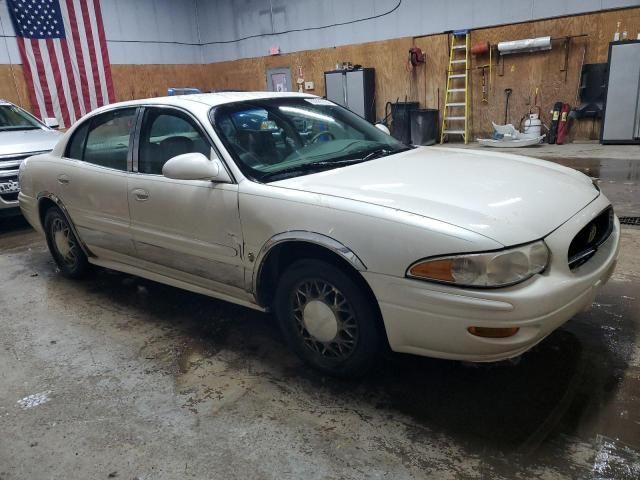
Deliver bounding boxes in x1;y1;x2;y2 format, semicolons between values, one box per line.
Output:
1;158;640;478
550;158;640;217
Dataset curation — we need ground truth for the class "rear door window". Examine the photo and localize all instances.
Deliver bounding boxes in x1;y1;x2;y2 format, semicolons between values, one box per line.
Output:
66;108;136;171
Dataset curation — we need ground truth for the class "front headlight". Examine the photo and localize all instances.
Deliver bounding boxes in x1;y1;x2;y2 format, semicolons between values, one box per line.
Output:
407;240;550;288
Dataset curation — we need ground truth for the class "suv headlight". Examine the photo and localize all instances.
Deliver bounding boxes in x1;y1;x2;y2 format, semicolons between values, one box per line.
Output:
407;240;549;288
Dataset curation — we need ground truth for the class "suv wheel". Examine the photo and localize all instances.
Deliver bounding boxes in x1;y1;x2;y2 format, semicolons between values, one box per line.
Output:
274;259;381;377
44;207;89;278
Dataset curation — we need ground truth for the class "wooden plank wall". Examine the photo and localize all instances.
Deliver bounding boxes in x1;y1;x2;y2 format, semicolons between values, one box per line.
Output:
110;64;209;101
1;7;638;141
0;65;30;109
203;7;640;141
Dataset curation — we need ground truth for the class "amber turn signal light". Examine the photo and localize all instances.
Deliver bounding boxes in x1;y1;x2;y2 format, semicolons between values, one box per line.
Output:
467;326;520;338
408;259;454;282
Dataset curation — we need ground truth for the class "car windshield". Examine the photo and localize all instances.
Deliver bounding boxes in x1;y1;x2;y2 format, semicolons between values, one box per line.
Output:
0;105;42;132
211;98;409;182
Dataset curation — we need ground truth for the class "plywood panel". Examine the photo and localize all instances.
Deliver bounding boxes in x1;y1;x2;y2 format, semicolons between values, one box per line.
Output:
110;64;209;101
204;7;640;142
0;65;32;112
469;8;640;141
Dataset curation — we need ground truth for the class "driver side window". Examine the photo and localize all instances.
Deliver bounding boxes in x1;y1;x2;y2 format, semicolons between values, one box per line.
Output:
138;108;211;175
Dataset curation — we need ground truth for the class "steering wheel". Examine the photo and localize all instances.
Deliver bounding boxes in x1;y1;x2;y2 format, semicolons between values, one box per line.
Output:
310;131;336;143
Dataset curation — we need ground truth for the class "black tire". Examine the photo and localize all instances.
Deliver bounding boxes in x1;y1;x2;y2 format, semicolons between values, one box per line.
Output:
44;207;89;278
274;259;381;377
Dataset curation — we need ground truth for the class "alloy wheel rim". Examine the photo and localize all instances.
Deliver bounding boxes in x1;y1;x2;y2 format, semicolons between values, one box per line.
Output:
292;279;358;359
51;217;77;266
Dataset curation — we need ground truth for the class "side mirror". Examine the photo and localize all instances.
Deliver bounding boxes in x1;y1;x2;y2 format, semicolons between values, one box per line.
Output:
44;117;60;128
162;152;231;183
375;123;391;135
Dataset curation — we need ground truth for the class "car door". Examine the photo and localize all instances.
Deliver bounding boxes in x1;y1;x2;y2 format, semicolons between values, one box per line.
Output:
127;106;244;290
56;107;137;257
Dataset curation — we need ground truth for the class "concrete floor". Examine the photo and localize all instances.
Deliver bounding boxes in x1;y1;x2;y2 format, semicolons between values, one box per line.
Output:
1;147;640;479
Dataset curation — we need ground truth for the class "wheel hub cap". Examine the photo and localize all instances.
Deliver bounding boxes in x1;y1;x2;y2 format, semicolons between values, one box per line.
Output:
54;229;71;257
51;217;76;265
303;300;338;342
292;279;359;359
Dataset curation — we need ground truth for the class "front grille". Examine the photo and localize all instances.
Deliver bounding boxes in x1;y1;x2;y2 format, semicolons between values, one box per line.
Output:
1;192;18;202
568;207;614;270
0;154;29;203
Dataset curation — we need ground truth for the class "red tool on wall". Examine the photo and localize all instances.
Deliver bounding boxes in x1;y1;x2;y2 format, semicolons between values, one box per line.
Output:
556;103;572;145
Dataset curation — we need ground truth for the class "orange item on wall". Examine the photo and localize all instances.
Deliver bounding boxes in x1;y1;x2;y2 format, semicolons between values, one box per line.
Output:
471;42;490;55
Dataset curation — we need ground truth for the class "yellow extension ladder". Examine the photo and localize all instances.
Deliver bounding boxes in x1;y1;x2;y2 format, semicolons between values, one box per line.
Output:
440;30;470;144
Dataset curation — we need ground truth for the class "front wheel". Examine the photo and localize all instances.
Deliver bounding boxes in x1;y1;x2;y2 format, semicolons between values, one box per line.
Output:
44;207;89;278
274;259;381;377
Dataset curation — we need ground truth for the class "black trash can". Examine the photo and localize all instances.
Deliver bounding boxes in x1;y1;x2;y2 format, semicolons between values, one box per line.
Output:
410;109;439;146
388;102;419;144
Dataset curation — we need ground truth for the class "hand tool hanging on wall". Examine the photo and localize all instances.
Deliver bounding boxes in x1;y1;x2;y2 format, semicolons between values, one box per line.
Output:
478;66;489;103
548;102;563;144
504;88;513;124
471;41;492;104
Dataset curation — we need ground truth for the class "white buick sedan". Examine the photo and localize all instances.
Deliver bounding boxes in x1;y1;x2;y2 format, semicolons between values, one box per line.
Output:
19;92;620;376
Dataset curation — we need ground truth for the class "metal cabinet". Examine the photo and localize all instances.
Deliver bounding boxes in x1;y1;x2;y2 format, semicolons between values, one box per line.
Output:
324;68;375;123
601;40;640;144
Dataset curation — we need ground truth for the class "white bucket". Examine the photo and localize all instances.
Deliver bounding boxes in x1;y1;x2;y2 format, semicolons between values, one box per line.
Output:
523;113;542;137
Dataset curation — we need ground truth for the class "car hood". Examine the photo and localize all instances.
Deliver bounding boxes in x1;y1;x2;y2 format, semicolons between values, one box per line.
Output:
0;129;62;157
272;147;599;246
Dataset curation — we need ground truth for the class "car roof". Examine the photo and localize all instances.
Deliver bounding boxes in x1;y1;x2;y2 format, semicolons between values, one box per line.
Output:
0;99;15;106
94;91;317;112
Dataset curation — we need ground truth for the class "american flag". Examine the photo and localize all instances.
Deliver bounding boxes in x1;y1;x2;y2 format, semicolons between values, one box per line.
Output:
7;0;115;128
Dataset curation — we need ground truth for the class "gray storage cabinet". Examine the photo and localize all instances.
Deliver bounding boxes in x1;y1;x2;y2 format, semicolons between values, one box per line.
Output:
324;68;376;123
601;40;640;144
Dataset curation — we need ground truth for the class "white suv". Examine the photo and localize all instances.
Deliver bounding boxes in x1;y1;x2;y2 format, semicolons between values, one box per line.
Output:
0;100;62;217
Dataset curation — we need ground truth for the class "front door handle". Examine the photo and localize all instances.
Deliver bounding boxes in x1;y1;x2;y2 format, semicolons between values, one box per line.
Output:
132;188;149;201
57;174;70;184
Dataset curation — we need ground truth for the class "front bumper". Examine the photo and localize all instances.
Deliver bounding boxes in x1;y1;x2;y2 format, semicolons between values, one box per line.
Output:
364;195;620;362
18;192;43;232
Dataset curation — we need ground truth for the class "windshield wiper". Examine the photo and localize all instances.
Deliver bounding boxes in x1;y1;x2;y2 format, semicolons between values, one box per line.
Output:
361;146;413;162
261;146;413;182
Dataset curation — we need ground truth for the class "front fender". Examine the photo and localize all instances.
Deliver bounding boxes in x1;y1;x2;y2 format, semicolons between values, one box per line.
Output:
251;230;367;293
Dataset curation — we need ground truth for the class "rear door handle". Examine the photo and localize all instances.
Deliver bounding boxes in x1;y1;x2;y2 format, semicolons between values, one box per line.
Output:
57;174;70;184
132;188;149;201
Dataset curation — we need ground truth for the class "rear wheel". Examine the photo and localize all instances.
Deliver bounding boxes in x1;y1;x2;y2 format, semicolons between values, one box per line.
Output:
44;207;89;278
274;259;381;377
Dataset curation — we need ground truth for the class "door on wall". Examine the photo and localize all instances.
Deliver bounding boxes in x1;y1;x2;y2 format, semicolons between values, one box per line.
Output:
266;68;293;92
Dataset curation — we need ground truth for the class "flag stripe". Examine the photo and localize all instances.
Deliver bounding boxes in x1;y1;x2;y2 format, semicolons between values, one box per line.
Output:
59;0;87;116
86;0;109;104
8;0;114;127
70;0;98;110
47;39;71;128
39;40;65;127
79;0;104;107
91;0;115;102
31;40;53;118
26;39;50;120
15;38;41;116
58;38;82;122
